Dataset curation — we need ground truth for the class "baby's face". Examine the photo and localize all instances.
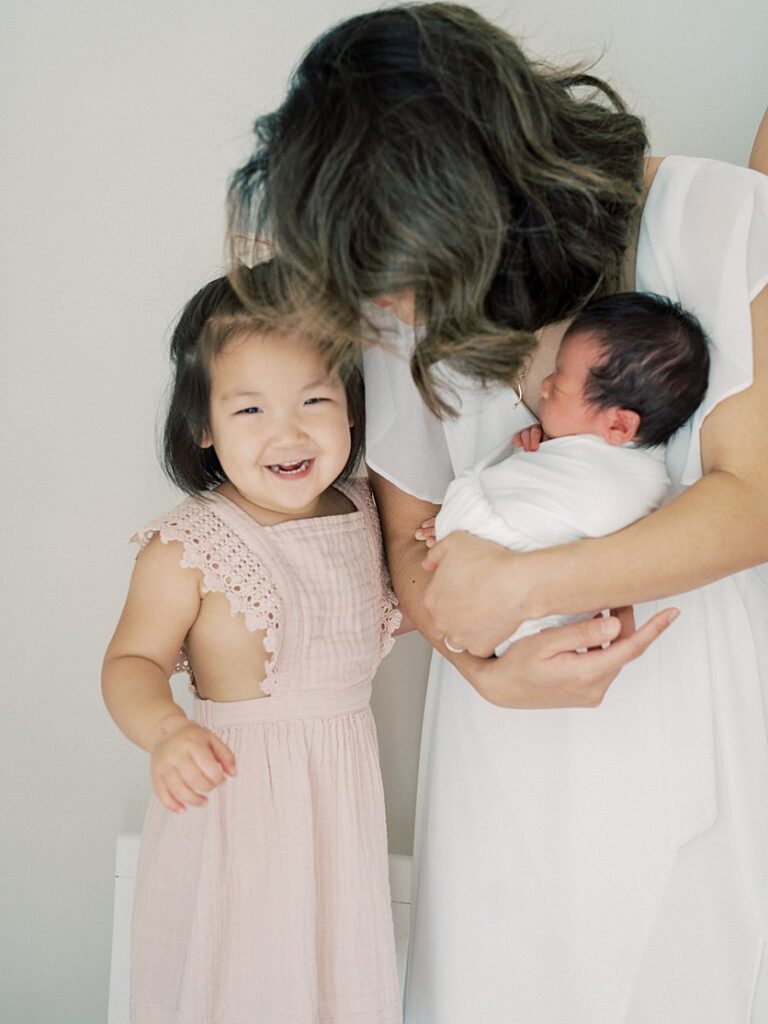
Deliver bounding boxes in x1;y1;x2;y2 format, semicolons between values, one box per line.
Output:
538;332;613;440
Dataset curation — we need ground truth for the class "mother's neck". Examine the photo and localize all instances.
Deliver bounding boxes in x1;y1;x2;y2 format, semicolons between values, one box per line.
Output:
619;156;665;291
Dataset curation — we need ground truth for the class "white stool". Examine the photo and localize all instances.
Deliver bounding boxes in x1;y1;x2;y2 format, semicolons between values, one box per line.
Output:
108;833;411;1022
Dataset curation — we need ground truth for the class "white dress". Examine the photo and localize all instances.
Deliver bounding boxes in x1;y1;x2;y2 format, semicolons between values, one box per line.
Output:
435;435;670;652
363;157;768;1023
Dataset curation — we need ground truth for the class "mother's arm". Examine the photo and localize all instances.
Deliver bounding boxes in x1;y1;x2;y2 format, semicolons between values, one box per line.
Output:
423;284;768;657
371;470;678;708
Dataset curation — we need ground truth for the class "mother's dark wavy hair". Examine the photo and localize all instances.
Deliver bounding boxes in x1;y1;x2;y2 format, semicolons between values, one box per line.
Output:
228;3;648;415
163;263;365;493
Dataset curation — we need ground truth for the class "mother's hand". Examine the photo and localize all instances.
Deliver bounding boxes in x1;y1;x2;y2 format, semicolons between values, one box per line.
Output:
462;609;679;709
422;531;530;656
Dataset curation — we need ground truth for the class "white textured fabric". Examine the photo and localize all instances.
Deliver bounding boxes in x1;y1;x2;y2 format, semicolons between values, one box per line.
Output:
363;157;768;1023
435;436;670;653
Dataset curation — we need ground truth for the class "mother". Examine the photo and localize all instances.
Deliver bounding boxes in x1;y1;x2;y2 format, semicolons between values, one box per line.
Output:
229;5;768;1021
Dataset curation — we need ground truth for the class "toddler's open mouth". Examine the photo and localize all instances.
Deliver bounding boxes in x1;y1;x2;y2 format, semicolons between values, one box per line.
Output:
267;459;314;477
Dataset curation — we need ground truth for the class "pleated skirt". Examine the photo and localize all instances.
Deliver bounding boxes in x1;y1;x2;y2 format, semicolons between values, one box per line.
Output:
130;684;401;1024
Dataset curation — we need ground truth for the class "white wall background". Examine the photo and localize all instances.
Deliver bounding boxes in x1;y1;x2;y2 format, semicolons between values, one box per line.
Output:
1;1;765;1020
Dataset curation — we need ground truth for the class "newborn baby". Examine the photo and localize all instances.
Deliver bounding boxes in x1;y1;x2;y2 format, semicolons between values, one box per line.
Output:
426;292;710;655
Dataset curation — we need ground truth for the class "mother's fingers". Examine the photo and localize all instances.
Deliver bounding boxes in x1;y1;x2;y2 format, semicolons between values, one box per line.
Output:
539;614;622;658
541;607;679;705
564;607;680;700
421;537;446;572
611;605;637;637
601;607;679;667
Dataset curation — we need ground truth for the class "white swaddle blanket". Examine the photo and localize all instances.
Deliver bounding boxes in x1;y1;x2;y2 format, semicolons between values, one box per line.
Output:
435;434;671;654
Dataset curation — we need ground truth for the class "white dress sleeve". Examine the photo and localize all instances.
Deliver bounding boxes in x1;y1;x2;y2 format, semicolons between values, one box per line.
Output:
362;306;539;502
362;307;454;503
636;156;768;487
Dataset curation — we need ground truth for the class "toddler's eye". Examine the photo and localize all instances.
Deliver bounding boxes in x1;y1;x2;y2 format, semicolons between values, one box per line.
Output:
304;397;330;406
236;406;262;415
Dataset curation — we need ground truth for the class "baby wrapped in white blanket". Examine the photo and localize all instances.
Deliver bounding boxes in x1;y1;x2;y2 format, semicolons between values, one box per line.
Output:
435;436;670;654
430;292;710;656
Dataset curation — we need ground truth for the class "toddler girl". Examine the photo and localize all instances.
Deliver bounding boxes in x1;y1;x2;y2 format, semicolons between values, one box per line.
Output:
102;265;403;1024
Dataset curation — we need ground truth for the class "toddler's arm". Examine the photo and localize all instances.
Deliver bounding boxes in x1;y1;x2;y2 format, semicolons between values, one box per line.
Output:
102;536;236;812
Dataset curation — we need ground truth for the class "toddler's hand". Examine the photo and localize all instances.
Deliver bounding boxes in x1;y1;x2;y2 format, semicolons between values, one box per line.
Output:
415;517;438;548
513;424;547;452
150;717;237;813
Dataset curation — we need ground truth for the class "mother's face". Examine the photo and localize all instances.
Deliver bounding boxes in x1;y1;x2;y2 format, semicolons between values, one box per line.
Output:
371;291;420;327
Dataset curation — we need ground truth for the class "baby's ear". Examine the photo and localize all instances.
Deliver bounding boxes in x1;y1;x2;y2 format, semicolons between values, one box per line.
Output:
198;429;213;449
605;407;641;446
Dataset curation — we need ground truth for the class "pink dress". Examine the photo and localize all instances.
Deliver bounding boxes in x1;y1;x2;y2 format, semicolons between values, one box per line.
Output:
128;479;402;1024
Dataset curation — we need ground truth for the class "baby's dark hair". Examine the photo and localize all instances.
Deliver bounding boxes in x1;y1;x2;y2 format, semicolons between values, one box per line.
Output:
163;262;365;493
564;292;709;447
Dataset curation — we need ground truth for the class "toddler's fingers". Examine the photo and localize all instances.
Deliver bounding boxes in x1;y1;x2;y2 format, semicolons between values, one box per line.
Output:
210;734;237;777
167;767;208;808
179;759;220;794
190;741;231;787
155;779;185;814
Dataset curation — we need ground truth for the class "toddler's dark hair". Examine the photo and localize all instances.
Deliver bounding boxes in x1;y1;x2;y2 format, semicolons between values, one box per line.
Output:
565;292;709;447
163;263;365;493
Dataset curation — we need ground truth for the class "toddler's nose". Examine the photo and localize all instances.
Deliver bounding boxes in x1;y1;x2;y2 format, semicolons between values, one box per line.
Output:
272;418;308;446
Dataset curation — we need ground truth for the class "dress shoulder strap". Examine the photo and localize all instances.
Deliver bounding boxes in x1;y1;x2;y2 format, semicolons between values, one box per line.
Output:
131;495;282;649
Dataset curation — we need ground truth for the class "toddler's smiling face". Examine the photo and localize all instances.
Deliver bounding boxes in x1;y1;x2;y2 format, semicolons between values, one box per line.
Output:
201;331;353;521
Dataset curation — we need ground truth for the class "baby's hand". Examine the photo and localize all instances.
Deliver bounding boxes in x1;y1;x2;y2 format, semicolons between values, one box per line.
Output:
150;717;237;813
415;516;438;548
513;423;547;452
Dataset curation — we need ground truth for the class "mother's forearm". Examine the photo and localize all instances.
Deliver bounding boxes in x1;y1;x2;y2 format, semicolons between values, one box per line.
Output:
369;469;479;667
527;469;768;619
387;527;461;648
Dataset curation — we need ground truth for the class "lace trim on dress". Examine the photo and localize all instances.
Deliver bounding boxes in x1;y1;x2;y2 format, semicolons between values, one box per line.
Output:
132;498;282;694
346;477;402;657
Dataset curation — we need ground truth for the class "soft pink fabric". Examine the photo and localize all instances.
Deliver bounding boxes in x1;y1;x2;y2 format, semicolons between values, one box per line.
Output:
129;479;402;1024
